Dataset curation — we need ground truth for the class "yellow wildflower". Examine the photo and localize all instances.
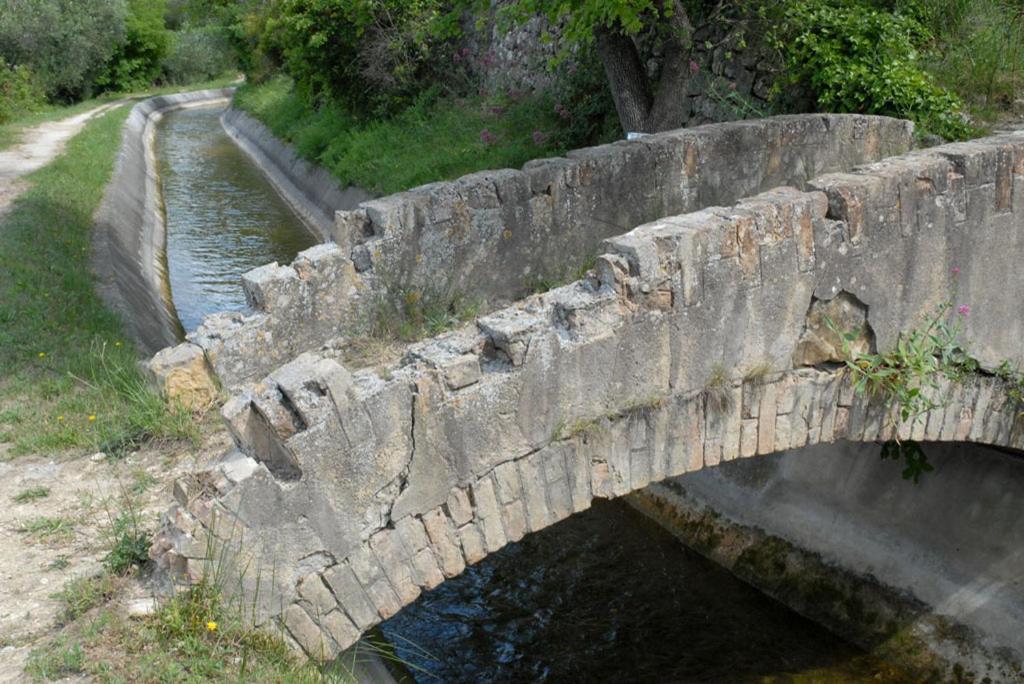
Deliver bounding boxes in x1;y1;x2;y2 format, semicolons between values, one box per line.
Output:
87;415;96;422
206;621;217;632
37;352;45;359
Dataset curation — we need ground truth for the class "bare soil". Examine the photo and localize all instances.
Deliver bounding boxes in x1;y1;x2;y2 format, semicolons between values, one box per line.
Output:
0;428;229;682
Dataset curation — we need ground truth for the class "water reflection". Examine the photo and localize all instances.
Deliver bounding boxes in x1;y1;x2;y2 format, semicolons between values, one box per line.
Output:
381;500;912;683
156;104;317;332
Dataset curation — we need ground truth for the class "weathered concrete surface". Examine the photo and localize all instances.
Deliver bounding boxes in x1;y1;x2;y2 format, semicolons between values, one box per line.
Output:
221;107;373;242
153;128;1024;663
192;114;913;389
634;442;1024;681
92;88;235;355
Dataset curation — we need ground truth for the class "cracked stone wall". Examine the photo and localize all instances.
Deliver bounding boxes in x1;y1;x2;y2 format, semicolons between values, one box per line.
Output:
170;114;913;390
153;130;1024;662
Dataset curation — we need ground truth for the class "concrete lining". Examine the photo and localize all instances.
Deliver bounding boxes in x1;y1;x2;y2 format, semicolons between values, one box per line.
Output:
220;107;373;242
638;442;1024;680
92;88;235;355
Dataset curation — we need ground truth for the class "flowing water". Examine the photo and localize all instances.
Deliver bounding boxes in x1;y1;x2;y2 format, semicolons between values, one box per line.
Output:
154;107;912;682
380;500;913;683
156;104;318;333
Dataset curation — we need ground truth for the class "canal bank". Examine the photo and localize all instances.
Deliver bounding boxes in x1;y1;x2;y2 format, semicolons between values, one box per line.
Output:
626;441;1024;682
92;88;236;354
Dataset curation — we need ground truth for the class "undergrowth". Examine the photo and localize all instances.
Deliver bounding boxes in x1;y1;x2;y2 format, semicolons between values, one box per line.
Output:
0;105;200;457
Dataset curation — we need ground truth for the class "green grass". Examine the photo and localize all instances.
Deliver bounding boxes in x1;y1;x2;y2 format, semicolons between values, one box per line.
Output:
0;77;239;151
0;105;198;457
234;76;567;195
19;516;76;542
13;486;51;503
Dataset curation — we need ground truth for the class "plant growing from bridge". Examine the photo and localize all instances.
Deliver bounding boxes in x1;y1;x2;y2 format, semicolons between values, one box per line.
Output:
831;298;977;482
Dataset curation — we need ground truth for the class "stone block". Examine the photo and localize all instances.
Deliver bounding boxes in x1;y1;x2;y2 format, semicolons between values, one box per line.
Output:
323;564;379;631
145;343;218;411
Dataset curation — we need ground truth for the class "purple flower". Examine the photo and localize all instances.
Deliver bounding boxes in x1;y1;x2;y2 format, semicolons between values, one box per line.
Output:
490;105;506;115
453;52;462;64
532;130;548;146
507;89;523;100
951;266;961;275
958;304;970;316
480;128;495;144
554;103;571;121
689;60;700;75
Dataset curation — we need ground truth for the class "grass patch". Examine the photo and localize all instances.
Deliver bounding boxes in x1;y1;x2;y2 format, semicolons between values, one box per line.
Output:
234;76;568;195
55;574;122;623
19;516;76;542
29;578;409;683
0;104;200;457
13;486;51;503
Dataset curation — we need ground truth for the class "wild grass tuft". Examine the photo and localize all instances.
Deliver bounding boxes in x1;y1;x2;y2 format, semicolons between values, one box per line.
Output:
19;516;76;542
13;486;51;503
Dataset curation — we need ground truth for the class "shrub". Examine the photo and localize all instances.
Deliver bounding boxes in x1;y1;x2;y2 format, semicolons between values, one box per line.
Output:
0;60;45;123
161;26;236;85
273;0;459;115
769;0;975;140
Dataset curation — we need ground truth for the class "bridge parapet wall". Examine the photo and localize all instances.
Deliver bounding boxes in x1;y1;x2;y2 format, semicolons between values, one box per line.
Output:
153;131;1024;659
169;114;913;390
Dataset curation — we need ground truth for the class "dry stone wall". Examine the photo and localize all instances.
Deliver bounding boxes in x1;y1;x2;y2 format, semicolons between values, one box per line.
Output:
174;114;913;390
153;130;1024;658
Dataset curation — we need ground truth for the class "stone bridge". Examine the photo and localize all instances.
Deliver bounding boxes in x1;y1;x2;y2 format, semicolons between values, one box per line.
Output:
153;121;1024;660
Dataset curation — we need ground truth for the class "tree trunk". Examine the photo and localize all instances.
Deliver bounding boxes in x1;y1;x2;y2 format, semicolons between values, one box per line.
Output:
648;1;696;132
594;24;653;134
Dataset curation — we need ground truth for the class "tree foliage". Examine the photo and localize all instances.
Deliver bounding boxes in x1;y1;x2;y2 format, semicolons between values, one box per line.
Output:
0;0;128;101
95;0;172;93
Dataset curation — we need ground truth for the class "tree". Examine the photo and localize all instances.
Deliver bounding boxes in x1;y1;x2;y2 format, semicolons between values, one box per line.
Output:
95;0;172;93
503;1;753;134
0;0;128;101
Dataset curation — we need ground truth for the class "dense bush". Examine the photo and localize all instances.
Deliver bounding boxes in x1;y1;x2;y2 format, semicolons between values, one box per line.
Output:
0;0;127;102
769;0;975;140
161;26;236;85
271;0;459;115
94;0;172;94
0;61;46;124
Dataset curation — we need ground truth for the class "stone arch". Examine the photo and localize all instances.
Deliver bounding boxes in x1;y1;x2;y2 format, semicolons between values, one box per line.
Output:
153;129;1024;659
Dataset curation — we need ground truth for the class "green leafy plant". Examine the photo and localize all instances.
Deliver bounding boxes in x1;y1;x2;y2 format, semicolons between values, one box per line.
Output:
830;297;976;482
769;0;976;140
102;486;151;575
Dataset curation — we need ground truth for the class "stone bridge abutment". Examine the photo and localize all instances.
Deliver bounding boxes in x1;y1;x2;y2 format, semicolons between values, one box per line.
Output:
153;125;1024;662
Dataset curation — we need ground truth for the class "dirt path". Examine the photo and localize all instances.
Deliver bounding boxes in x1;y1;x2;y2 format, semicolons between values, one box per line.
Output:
0;430;228;682
0;102;125;218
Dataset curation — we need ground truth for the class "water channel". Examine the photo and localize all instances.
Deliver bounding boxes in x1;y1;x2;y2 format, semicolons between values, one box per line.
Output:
156;103;318;333
155;104;909;682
